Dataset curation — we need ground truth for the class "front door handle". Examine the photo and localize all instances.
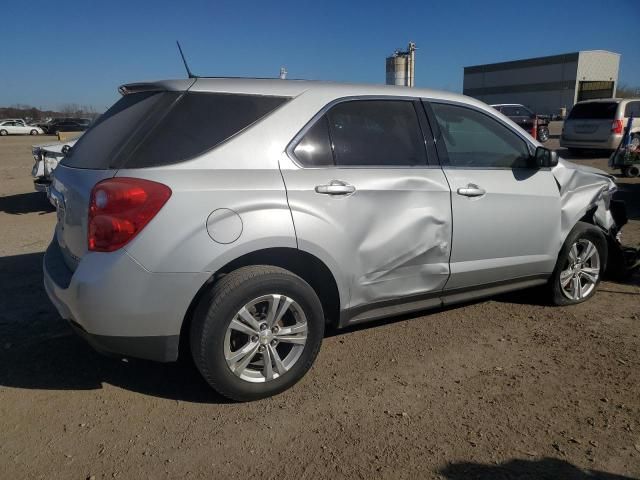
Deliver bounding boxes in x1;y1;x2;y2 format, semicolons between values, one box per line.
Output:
457;184;486;197
315;180;356;195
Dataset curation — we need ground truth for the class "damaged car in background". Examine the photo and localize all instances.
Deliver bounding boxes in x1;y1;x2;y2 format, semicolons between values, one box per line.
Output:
32;138;78;192
43;78;638;402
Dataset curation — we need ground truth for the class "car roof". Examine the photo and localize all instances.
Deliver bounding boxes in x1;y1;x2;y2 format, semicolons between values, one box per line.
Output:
490;104;525;107
119;77;481;106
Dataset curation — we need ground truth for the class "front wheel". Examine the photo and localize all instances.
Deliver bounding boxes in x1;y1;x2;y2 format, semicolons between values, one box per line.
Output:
550;222;607;306
190;266;324;401
30;129;39;135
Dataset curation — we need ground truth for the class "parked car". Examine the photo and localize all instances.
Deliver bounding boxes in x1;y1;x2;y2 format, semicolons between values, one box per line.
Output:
0;118;28;126
44;78;632;401
560;98;640;153
0;120;43;136
32;138;79;192
491;104;550;142
42;119;89;135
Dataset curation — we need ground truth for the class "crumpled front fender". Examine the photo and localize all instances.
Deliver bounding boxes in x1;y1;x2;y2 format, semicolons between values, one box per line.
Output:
552;158;618;243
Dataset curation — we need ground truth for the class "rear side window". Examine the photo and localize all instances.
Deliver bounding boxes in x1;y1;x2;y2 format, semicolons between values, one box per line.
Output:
624;101;640;118
63;91;289;169
568;102;618;120
293;100;427;167
431;102;531;169
329;100;426;167
293;116;334;166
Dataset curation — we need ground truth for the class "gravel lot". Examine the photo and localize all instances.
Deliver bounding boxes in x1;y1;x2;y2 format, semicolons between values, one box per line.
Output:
1;133;639;479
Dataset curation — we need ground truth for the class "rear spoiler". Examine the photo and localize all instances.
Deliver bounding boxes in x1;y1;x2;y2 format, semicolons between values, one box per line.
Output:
118;79;197;96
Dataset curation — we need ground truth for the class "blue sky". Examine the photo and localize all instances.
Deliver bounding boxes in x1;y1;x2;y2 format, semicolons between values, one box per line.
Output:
2;0;639;111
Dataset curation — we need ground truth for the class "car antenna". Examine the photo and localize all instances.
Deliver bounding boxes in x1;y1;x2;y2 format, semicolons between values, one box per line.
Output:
176;41;196;79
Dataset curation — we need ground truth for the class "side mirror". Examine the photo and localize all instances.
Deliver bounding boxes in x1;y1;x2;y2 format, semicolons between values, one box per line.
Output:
534;146;558;168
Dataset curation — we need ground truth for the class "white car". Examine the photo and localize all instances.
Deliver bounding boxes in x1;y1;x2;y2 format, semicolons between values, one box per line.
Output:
0;120;44;136
32;138;79;192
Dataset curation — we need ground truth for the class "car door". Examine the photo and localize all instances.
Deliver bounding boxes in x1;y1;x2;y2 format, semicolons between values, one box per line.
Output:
280;98;452;319
424;100;560;292
8;121;23;134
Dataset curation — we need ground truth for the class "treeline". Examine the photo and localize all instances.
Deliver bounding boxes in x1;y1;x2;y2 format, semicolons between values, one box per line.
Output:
0;103;101;121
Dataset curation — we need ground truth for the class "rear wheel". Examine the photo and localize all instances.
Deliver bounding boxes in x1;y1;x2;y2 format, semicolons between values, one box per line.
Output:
190;266;324;401
0;129;7;136
537;126;550;143
630;134;640;150
550;222;607;306
623;165;639;178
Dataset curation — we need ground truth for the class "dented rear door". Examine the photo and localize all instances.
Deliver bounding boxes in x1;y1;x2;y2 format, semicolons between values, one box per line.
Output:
280;98;452;312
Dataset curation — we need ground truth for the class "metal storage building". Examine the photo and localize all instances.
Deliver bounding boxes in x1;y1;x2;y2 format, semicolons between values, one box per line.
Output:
463;50;620;116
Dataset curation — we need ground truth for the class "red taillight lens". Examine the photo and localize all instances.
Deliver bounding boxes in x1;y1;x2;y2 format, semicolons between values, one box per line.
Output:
611;119;623;134
88;178;171;252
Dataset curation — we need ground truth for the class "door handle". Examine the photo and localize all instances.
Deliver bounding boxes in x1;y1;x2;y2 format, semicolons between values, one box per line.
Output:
457;184;486;197
315;180;356;195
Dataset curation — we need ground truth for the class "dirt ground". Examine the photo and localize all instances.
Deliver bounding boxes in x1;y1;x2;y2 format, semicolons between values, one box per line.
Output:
0;133;639;480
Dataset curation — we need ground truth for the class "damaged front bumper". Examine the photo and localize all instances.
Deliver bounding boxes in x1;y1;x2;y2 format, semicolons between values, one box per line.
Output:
552;158;639;277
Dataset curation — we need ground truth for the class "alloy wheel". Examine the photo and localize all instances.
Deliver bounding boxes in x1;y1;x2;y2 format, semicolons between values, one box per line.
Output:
224;294;308;383
559;239;600;300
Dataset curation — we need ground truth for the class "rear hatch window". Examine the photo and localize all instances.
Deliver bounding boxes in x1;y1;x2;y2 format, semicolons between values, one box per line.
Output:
567;102;618;120
62;91;289;169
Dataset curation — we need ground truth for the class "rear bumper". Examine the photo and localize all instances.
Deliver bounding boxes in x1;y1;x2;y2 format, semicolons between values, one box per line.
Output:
560;134;622;150
43;238;209;362
69;321;179;362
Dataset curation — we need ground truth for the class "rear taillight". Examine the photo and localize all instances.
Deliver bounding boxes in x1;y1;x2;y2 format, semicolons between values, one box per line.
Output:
611;119;623;134
88;178;171;252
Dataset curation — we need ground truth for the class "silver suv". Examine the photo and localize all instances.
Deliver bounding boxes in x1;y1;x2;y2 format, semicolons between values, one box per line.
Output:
561;98;640;152
44;78;628;401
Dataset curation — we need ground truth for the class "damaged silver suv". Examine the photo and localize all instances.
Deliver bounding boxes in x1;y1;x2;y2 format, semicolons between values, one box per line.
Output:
43;78;630;401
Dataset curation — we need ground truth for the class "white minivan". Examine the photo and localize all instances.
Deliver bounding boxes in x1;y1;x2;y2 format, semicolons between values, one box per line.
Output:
561;98;640;152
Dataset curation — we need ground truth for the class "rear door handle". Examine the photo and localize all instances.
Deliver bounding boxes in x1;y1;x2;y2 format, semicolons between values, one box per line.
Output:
315;180;356;195
457;184;486;197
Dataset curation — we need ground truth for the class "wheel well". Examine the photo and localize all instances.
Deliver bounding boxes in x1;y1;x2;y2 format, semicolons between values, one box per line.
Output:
178;248;341;360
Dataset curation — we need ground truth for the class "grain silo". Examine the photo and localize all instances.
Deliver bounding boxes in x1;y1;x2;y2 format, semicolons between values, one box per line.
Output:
386;42;416;87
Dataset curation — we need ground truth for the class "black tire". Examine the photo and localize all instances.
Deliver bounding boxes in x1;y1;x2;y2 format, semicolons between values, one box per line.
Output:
0;129;7;136
30;129;38;135
549;222;607;306
537;126;550;143
623;165;640;178
190;266;324;401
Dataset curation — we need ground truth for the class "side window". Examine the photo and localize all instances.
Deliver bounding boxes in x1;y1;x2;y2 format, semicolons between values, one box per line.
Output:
327;100;427;167
624;102;640;118
293;116;334;166
501;106;517;116
431;102;532;169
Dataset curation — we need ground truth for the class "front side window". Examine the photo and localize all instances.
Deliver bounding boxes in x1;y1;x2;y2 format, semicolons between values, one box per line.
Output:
431;102;531;169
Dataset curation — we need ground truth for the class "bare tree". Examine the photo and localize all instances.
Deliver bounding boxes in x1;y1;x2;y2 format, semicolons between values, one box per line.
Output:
617;83;640;98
